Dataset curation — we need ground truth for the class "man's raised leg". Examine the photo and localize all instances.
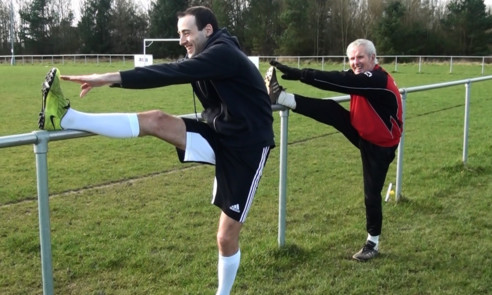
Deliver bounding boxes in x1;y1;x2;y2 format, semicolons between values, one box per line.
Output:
39;67;187;149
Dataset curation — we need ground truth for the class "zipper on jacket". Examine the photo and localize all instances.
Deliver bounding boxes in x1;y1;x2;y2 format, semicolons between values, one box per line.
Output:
212;103;224;131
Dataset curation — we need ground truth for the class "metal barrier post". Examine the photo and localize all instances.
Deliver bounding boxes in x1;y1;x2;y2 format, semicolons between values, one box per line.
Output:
395;90;407;201
32;131;54;295
278;108;289;247
463;81;471;164
481;57;485;75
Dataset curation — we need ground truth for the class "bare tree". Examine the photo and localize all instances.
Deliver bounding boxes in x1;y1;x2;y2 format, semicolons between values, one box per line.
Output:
331;0;360;52
0;1;13;54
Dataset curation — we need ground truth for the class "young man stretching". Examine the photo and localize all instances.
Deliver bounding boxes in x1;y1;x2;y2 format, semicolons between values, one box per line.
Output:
40;6;274;294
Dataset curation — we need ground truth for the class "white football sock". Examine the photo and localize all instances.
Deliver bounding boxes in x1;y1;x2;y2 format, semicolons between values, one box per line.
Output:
277;92;296;109
367;234;379;250
216;250;241;295
61;109;140;138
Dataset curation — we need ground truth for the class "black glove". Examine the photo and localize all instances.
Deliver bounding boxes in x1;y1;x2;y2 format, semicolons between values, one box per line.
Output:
270;60;302;80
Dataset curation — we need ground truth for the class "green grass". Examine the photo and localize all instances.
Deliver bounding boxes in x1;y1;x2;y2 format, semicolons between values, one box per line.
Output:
0;62;491;294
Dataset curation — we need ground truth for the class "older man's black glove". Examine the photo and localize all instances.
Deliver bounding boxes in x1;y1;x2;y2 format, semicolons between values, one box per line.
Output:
270;60;302;80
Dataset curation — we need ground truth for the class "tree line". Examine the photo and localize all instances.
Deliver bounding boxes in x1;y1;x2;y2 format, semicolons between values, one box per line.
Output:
1;0;491;58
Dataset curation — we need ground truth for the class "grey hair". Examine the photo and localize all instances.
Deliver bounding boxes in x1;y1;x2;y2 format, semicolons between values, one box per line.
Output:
346;39;378;64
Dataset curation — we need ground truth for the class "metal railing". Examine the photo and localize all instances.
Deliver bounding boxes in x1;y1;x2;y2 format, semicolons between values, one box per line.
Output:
1;75;491;294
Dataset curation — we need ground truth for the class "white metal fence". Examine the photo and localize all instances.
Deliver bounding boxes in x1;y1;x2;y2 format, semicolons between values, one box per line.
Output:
0;54;135;65
1;75;491;294
2;54;492;74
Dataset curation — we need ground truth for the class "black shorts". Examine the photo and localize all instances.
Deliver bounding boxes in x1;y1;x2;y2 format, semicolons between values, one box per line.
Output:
176;118;271;223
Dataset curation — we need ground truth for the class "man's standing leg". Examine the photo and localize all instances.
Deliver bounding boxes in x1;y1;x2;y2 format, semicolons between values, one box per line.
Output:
216;212;242;295
353;140;397;261
360;141;397;237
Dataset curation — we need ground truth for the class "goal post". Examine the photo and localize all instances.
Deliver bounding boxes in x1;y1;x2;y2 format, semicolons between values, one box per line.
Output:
135;38;180;67
143;38;180;55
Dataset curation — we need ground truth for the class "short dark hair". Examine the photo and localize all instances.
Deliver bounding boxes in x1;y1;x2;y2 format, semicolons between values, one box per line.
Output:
177;6;219;32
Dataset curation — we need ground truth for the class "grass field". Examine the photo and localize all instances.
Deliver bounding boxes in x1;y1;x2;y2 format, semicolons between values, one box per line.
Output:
0;62;491;294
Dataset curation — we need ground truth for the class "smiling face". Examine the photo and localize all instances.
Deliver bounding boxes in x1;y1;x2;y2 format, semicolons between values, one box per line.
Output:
347;45;376;74
177;14;212;58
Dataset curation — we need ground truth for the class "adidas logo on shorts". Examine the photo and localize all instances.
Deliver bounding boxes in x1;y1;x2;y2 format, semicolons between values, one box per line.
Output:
229;204;240;213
